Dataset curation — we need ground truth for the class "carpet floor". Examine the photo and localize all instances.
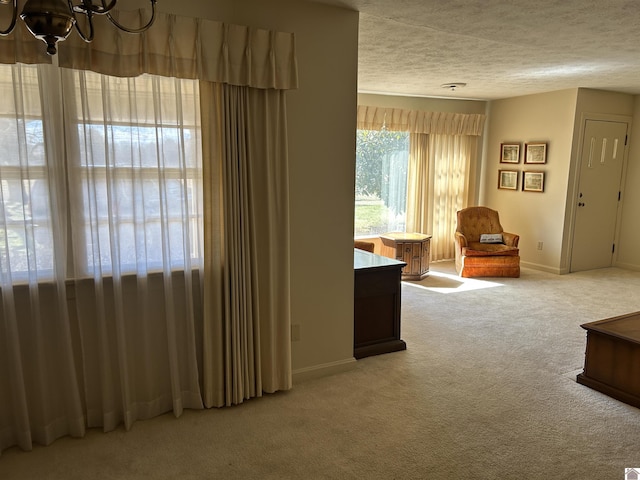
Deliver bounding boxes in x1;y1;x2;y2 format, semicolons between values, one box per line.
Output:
1;262;640;479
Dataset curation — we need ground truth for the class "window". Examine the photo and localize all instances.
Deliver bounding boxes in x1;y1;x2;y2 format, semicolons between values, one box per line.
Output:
354;129;409;236
67;71;202;275
0;64;202;283
0;66;54;280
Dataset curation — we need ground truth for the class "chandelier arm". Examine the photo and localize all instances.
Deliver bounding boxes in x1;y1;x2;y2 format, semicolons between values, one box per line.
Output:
72;0;116;15
0;0;18;36
105;0;156;34
69;0;95;42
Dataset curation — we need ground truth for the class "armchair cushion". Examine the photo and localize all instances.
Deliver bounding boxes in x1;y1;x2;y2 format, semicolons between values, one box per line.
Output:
463;243;519;256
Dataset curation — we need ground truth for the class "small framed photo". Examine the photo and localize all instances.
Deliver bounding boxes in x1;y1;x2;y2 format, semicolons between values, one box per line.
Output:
522;171;545;192
500;143;520;164
498;170;519;190
525;142;547;164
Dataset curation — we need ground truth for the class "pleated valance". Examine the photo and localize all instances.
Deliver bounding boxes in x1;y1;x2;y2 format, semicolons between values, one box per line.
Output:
358;106;485;136
0;10;298;90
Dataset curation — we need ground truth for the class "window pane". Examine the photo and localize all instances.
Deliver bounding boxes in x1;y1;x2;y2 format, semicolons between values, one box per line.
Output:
354;130;409;236
77;124;200;170
0;118;46;167
0;64;54;282
68;70;203;276
77;175;201;273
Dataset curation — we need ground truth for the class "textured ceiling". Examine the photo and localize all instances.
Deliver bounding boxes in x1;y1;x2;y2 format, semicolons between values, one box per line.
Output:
306;0;640;100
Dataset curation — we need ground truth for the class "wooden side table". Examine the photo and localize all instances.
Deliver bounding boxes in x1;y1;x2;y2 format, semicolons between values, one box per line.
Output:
380;232;432;280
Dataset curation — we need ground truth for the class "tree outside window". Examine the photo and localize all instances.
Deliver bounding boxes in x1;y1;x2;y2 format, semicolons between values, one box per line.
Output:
354;129;409;236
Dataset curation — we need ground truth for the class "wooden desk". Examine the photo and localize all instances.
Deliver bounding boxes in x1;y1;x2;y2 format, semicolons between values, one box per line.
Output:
354;249;407;359
577;312;640;408
380;232;431;280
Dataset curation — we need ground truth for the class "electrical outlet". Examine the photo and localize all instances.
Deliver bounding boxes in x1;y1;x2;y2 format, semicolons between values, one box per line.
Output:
291;324;301;342
537;241;543;251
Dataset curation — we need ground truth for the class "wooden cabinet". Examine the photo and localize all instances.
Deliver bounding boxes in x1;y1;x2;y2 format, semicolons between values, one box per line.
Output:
577;312;640;408
354;249;407;359
380;232;431;280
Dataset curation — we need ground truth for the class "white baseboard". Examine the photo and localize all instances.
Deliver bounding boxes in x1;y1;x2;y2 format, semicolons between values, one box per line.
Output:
613;261;640;272
521;261;563;275
523;260;640;274
292;357;357;384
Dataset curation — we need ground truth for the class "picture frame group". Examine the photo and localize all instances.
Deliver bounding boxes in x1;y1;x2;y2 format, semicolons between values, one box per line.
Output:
498;142;547;192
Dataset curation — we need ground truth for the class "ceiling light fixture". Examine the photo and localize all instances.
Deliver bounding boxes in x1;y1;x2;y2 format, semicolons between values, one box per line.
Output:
441;82;467;92
0;0;157;56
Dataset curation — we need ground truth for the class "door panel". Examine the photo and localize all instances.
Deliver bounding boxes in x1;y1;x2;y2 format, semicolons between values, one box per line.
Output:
571;120;627;272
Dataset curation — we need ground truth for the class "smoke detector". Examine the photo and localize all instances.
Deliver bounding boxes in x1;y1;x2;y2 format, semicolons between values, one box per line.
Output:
441;82;467;91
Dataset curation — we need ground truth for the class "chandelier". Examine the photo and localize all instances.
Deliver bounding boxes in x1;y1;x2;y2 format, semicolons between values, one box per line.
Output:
0;0;157;55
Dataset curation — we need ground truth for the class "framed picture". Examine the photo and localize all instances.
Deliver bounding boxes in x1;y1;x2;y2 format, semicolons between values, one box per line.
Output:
522;171;545;192
498;170;518;190
500;143;520;164
525;142;547;164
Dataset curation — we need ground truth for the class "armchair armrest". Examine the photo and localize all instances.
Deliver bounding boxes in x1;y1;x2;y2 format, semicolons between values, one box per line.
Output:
502;232;519;247
455;231;468;247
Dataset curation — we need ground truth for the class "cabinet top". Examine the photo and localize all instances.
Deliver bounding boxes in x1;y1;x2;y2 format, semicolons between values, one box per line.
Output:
354;249;406;270
581;311;640;344
380;232;432;242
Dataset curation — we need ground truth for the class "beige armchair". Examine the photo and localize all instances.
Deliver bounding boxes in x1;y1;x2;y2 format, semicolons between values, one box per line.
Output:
454;206;520;278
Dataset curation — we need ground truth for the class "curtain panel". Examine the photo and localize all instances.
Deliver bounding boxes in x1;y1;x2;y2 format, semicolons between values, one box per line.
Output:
406;134;478;261
200;83;292;408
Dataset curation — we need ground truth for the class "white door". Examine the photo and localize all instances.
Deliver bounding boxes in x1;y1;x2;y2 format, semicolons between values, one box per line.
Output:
570;119;628;272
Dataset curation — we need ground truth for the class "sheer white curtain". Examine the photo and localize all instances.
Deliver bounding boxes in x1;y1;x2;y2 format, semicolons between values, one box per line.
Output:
61;69;205;430
0;63;85;454
0;64;204;453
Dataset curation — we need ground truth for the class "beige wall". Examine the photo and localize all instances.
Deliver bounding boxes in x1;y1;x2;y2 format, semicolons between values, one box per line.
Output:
157;0;360;378
482;89;578;273
285;4;359;377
